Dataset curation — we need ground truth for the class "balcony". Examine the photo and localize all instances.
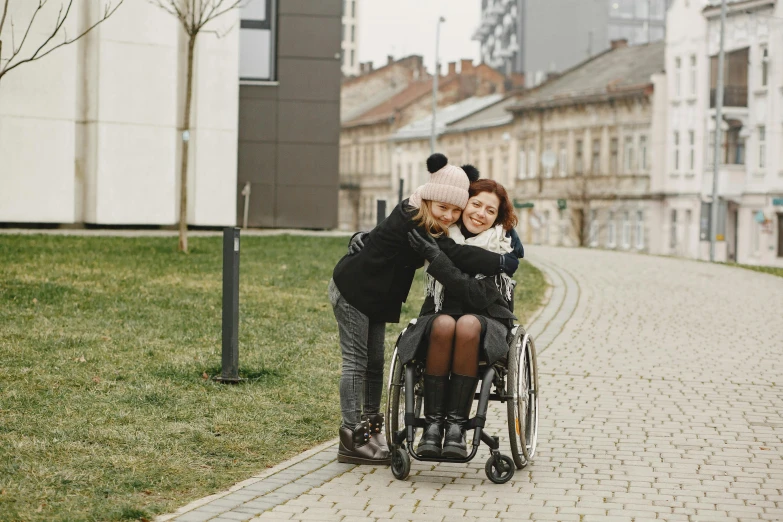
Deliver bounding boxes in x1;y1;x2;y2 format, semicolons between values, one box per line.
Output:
709;86;748;108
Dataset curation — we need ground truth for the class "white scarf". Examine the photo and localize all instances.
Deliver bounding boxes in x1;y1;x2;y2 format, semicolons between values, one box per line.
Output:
426;224;515;312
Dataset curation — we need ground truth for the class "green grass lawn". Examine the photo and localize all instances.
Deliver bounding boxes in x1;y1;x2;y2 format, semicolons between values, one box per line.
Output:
724;262;783;279
0;234;547;521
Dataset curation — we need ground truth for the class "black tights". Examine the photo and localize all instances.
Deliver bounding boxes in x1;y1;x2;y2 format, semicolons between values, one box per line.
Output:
425;315;481;377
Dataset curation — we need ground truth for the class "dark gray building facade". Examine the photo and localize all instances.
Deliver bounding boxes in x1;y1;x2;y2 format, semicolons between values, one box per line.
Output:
473;0;672;86
238;0;341;228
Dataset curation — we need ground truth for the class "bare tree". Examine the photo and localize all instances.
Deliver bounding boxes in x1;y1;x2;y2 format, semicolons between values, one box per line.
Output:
0;0;123;85
149;0;243;253
565;176;615;247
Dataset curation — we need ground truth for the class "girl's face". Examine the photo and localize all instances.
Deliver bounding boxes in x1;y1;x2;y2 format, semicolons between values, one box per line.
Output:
429;201;462;228
462;191;500;234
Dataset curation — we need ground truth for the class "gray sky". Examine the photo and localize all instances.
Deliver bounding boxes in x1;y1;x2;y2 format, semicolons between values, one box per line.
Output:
357;0;482;74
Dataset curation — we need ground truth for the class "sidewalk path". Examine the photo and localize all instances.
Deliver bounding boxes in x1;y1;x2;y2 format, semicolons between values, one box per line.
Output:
160;247;783;522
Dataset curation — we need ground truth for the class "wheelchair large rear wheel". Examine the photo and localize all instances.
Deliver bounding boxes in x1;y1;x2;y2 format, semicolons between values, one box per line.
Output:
506;327;540;469
385;348;423;450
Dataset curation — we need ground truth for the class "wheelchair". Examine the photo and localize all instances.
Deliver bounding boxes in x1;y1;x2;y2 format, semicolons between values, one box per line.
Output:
385;320;540;484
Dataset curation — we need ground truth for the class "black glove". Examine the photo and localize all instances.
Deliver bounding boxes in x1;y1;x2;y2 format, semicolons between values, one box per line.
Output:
348;231;369;255
499;252;519;276
407;230;441;262
506;228;525;259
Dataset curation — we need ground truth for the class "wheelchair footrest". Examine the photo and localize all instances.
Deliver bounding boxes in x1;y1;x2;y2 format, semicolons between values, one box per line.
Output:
404;412;427;428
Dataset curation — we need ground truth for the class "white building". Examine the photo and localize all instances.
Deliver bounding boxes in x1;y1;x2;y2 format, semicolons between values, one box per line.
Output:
341;0;360;76
0;1;239;226
665;0;783;266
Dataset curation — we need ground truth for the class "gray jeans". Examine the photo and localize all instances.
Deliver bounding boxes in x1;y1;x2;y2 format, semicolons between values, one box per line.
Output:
328;278;386;428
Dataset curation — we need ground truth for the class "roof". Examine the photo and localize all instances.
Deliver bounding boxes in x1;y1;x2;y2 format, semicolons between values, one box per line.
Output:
341;83;409;123
508;42;665;112
392;94;505;141
343;79;441;128
443;95;520;134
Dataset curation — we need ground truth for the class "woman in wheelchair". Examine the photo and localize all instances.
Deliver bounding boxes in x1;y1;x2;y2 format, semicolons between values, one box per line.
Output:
400;178;524;459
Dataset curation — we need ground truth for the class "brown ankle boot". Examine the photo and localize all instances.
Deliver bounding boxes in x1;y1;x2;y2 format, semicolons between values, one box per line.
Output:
337;420;391;465
362;413;389;454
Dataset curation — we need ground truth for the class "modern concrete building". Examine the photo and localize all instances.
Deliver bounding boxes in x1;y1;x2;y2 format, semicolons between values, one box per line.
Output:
0;0;341;229
473;0;671;86
238;0;342;229
664;0;783;267
341;0;360;76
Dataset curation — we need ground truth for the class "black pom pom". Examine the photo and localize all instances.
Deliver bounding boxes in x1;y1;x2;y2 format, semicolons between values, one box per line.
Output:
461;164;479;182
426;153;448;173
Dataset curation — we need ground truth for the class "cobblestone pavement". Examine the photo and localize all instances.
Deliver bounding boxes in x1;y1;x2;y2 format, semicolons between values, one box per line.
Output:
160;247;783;522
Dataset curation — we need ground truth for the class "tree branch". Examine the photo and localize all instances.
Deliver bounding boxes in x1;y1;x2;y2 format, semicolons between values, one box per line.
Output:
1;0;124;79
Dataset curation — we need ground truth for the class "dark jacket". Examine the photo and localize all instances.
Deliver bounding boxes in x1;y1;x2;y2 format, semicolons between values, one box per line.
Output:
332;199;504;323
396;252;517;365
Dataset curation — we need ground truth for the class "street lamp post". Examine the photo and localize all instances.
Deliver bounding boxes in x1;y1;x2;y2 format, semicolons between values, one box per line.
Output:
431;16;446;154
710;0;727;262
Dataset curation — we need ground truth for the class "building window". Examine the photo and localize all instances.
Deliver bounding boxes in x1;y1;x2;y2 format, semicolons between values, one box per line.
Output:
673;131;680;171
488;157;495;179
759;126;766;169
559;141;567;177
342;23;345;41
518;147;527;179
624;135;634;173
591;138;601;174
589;209;598;246
351;24;355;43
610;137;618;175
689;55;697;96
688;131;695;171
575;140;584;175
529;148;538;178
351;0;355;17
544;144;553;178
622;211;631;249
635;210;644;249
240;0;278;81
607;211;616;248
761;46;769;87
675;57;682;97
726;123;745;165
639;135;648;170
350;49;355;67
670;209;678;250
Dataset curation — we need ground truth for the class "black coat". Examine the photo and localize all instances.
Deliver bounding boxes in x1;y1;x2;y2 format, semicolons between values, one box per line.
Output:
395;253;517;365
332;199;504;323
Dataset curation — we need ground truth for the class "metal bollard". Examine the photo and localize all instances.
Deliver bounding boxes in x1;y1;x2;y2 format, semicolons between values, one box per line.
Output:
376;200;386;226
214;227;242;383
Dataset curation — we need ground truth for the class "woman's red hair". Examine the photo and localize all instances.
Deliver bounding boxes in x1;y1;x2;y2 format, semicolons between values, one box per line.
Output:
468;179;518;231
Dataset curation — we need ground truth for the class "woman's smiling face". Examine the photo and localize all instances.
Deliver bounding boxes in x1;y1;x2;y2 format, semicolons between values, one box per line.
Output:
462;191;500;234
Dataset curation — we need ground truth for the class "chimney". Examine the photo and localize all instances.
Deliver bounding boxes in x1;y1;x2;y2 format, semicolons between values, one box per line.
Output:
447;62;457;76
367;61;374;72
460;59;474;74
509;73;525;88
387;55;394;65
610;39;628;50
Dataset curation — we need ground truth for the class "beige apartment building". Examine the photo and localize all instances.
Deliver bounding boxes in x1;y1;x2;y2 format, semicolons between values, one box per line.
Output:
509;41;667;252
338;59;508;230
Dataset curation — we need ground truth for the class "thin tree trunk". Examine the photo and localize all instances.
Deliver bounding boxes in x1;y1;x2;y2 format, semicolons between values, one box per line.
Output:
179;34;196;253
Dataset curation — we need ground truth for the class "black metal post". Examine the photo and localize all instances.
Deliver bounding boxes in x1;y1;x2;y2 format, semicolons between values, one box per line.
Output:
398;178;404;205
376;200;386;226
215;227;242;383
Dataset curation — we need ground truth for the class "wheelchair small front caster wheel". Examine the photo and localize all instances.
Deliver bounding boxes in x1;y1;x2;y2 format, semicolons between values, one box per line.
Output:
485;454;515;484
391;447;410;480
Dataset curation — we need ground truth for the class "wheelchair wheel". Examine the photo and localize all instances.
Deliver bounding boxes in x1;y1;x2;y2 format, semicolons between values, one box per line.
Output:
385;348;423;450
485;454;515;484
506;328;540;469
391;447;411;480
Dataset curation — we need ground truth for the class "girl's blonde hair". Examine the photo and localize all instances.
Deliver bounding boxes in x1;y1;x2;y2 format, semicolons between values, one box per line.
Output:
412;199;450;237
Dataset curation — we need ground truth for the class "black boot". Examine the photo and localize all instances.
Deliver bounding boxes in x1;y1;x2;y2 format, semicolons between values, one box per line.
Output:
362;413;388;454
442;374;479;459
416;374;449;457
337;420;391;465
